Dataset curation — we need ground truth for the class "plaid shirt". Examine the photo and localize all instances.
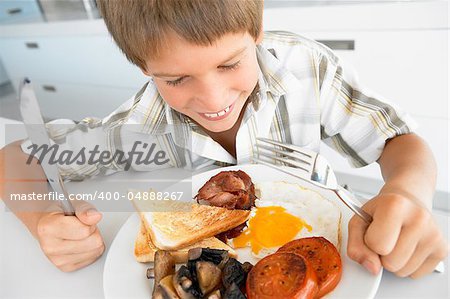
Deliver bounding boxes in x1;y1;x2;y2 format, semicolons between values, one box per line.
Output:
22;31;415;180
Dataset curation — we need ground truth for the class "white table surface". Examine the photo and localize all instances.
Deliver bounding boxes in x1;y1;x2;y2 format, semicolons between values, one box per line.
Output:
1;117;449;299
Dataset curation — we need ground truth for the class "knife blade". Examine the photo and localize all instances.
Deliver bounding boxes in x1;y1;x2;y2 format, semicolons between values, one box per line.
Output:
19;78;75;216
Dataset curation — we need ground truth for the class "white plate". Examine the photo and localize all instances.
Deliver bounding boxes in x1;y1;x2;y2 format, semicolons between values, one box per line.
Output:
103;164;382;299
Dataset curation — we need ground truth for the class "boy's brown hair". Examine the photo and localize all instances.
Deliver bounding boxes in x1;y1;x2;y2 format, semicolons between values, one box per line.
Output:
96;0;264;71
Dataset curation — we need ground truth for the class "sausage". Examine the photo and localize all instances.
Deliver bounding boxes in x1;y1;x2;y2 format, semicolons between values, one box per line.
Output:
278;237;342;298
246;252;318;299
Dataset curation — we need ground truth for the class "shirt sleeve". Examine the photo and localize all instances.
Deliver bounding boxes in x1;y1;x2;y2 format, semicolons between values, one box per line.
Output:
317;47;417;167
20;83;174;181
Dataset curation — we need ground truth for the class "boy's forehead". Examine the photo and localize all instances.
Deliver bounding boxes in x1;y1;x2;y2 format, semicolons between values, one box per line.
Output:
146;31;254;76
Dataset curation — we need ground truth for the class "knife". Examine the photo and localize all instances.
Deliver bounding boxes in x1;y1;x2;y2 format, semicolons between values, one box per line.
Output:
19;78;75;216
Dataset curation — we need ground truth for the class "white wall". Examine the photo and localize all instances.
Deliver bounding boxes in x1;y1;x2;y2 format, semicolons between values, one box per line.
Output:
264;1;449;194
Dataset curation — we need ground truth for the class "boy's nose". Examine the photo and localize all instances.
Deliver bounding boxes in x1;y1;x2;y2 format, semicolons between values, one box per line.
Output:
192;76;229;112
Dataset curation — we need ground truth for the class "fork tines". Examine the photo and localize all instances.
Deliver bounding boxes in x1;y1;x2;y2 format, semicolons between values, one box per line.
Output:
254;137;315;173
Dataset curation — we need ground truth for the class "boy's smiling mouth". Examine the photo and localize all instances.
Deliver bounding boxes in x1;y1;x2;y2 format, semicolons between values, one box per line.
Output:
198;102;235;121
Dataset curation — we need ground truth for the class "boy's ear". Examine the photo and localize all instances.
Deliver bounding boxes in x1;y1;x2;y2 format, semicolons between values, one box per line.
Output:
255;28;264;45
140;67;151;77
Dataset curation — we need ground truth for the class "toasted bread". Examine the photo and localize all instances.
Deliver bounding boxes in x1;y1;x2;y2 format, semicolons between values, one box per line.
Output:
139;203;250;250
134;221;237;263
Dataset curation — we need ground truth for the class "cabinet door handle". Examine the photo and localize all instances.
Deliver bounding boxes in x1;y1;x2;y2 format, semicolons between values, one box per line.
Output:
25;42;39;49
42;85;57;92
7;8;22;15
317;40;355;51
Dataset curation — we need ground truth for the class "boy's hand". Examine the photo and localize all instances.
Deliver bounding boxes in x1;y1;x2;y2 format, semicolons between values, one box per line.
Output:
347;192;448;278
35;201;105;272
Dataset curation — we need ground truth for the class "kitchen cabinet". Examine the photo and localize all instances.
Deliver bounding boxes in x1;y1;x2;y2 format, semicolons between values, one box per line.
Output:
297;30;447;119
0;0;43;24
31;79;138;120
0;20;148;119
0;58;8;84
0;0;44;84
0;35;148;90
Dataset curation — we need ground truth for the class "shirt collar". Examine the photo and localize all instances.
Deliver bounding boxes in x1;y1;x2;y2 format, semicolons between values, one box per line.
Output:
255;45;302;99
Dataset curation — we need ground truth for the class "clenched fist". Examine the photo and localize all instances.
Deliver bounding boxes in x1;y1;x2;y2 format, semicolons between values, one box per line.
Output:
35;201;105;272
347;193;448;278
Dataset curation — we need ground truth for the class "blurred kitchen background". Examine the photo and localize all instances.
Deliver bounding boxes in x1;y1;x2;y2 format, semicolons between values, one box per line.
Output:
0;0;448;210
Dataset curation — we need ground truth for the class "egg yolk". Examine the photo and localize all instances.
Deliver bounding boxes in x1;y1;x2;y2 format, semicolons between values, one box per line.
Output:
233;206;312;254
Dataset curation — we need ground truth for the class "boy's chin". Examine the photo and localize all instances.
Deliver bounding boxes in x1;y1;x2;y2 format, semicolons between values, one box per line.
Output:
196;116;238;133
201;121;235;133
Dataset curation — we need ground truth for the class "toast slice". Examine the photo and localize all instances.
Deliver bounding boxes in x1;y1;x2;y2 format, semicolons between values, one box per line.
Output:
134;221;237;263
139;203;250;250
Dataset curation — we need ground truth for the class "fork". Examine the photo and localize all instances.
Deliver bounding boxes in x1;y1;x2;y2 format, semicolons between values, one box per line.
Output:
253;137;372;224
253;137;446;273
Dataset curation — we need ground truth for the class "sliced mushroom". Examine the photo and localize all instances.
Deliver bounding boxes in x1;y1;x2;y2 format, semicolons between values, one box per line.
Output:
201;248;230;265
187;247;203;261
196;261;222;295
154;251;176;284
152;285;164;299
188;247;226;288
187;248;201;285
222;282;246;299
217;254;230;270
206;289;221;299
172;265;201;299
157;275;179;299
188;248;229;266
154;251;176;295
241;262;253;274
147;267;155;279
221;258;245;290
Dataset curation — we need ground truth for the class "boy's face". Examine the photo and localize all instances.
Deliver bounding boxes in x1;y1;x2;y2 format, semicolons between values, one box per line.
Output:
143;31;261;132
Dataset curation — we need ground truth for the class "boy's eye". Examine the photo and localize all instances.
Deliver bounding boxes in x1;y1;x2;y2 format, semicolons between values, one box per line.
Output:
165;77;185;86
164;61;240;87
219;60;241;71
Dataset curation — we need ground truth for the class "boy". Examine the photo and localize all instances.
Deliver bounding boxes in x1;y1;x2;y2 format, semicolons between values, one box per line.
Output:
0;0;447;277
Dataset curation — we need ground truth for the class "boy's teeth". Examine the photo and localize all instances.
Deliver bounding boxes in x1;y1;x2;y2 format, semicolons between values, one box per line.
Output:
205;112;218;118
204;105;231;118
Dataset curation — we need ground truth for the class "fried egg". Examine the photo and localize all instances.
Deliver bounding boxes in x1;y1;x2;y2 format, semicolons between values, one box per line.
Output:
233;181;341;258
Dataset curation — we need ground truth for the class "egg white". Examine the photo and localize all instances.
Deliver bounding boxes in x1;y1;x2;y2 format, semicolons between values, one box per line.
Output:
251;181;342;258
